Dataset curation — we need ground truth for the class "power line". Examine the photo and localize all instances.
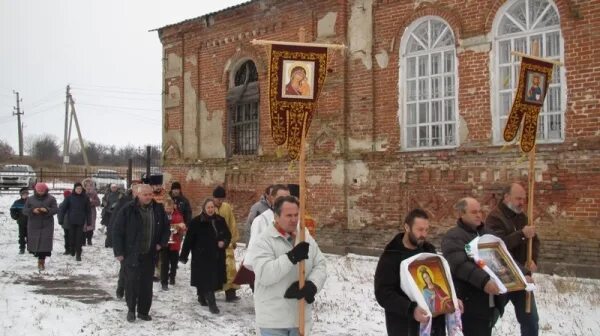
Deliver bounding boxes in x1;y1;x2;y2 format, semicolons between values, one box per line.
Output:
71;86;161;96
75;102;161;113
71;83;159;93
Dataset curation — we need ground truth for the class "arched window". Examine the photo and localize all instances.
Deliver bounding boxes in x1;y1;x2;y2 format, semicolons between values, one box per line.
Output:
400;17;458;150
226;60;259;156
492;0;565;143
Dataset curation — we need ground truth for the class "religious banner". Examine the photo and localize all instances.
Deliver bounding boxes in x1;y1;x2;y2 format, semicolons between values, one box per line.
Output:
269;44;328;159
503;56;554;152
465;234;535;294
401;253;463;336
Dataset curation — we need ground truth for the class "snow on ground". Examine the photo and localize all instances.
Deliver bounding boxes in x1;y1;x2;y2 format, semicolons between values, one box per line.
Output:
0;193;599;335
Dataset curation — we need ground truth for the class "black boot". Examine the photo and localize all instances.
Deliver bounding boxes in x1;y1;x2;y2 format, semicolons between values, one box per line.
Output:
197;294;208;306
76;252;82;262
87;238;92;246
116;287;124;299
169;275;175;285
126;311;135;322
205;291;219;314
225;289;240;302
19;248;25;254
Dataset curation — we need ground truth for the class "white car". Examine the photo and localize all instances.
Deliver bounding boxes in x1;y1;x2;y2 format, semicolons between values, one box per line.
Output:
0;164;37;189
92;169;126;192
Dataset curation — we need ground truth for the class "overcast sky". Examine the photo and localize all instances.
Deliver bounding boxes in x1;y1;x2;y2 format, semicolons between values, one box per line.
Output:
0;0;247;153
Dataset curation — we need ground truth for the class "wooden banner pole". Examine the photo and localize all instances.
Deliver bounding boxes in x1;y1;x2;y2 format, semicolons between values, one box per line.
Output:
526;146;535;313
296;27;308;336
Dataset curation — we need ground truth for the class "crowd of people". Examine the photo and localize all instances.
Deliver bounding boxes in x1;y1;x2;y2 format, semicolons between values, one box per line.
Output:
9;178;539;336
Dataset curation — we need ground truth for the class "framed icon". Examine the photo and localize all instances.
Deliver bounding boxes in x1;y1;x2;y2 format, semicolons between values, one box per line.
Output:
523;70;547;105
478;242;526;292
408;256;456;317
281;60;316;99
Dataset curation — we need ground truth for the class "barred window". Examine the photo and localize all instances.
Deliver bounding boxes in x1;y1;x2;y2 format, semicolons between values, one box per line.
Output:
400;17;458;150
492;0;565;143
227;60;259;156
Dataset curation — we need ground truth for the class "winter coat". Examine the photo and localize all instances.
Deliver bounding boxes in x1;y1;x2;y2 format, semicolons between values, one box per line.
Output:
112;199;170;266
169;192;192;225
84;189;100;232
10;198;28;227
485;201;540;267
58;192;91;227
109;191;134;228
374;233;446;336
441;219;504;320
244;195;271;244
180;213;231;292
244;209;275;269
250;225;327;332
168;209;186;252
101;190;122;224
22;192;58;253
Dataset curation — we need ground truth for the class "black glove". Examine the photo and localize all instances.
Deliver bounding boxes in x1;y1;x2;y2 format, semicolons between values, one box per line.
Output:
286;241;309;264
301;281;318;304
284;281;303;300
179;256;188;264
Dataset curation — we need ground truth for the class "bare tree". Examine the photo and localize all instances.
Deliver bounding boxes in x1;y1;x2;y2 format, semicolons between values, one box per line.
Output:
0;139;14;158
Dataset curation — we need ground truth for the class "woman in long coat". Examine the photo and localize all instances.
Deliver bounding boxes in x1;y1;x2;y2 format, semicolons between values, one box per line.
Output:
180;198;231;314
58;182;91;261
22;183;58;271
81;178;100;245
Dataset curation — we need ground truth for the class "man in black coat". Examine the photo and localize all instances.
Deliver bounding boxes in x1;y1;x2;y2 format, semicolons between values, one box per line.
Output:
442;197;502;336
10;187;30;254
485;183;539;336
168;181;192;225
112;184;170;322
58;182;91;261
375;208;455;336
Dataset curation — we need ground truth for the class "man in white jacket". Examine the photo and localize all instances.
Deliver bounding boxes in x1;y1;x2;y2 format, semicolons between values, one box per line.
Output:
244;185;291;270
249;195;327;336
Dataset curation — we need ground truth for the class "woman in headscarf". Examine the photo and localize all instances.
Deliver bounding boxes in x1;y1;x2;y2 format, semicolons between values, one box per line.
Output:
179;198;231;314
58;182;91;261
81;178;100;245
23;183;58;271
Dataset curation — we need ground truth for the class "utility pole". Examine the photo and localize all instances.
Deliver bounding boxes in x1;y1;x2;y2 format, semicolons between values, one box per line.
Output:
69;96;90;169
63;85;71;169
13;91;24;157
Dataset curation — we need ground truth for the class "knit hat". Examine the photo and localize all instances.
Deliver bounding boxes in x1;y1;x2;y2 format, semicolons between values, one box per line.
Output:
288;184;300;198
212;186;226;198
149;174;163;186
34;182;48;194
63;189;72;197
171;181;182;190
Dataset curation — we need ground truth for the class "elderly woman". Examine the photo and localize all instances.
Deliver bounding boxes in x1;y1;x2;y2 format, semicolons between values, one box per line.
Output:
179;198;231;314
81;178;100;245
23;183;58;271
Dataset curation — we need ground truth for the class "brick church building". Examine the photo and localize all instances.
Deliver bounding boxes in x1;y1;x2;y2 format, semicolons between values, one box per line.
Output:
157;0;600;277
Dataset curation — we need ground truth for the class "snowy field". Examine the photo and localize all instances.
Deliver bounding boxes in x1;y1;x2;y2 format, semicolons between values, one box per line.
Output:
0;192;599;336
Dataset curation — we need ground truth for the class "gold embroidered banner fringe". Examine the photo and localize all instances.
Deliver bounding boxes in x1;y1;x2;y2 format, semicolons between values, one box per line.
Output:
503;56;554;153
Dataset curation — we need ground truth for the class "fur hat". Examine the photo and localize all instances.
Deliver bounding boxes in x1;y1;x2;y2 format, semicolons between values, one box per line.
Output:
148;174;163;186
212;186;226;198
171;181;182;190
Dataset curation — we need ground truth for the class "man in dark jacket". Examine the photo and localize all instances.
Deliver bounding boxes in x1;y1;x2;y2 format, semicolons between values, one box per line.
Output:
244;185;272;244
110;181;141;298
375;208;448;336
58;182;91;261
101;184;123;247
10;187;30;254
485;183;539;336
112;184;170;322
442;197;502;336
168;181;192;225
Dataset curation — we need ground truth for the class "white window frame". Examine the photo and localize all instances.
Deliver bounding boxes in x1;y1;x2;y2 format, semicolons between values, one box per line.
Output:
490;0;566;144
398;16;460;151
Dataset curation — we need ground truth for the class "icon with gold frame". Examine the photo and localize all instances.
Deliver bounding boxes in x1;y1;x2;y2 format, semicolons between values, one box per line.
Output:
408;257;456;317
478;242;526;292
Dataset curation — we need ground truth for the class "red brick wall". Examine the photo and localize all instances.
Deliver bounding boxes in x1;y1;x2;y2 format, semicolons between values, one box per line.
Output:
158;0;600;277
